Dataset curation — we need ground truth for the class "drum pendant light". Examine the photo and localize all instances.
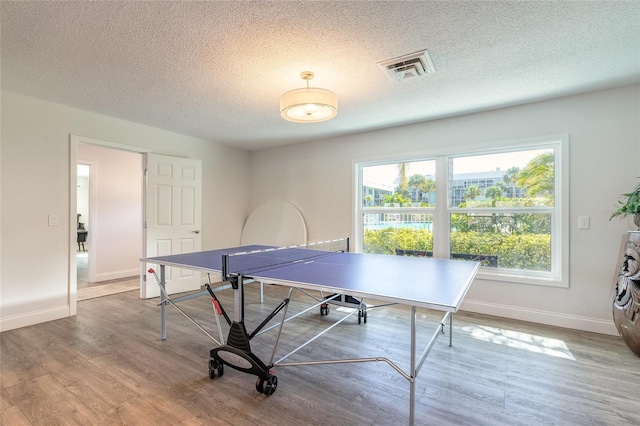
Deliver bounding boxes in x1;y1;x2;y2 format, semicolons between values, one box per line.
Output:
279;71;338;123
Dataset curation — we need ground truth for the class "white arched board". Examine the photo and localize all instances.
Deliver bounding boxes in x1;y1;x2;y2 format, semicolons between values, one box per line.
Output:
240;200;307;247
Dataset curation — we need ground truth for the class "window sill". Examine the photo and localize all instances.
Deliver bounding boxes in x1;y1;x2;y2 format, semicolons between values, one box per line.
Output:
476;268;568;288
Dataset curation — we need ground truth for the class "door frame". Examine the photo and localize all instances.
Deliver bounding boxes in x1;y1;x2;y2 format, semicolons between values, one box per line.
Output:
69;135;148;315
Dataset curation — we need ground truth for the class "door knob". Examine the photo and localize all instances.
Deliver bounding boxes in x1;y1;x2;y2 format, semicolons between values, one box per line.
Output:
192;230;201;234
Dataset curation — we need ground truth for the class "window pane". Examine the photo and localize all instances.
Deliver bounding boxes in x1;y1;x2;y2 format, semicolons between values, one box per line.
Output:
450;212;551;270
450;149;554;208
363;213;434;254
362;160;436;207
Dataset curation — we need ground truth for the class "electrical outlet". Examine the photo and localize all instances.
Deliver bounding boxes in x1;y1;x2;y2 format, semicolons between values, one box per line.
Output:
48;214;59;226
578;216;590;230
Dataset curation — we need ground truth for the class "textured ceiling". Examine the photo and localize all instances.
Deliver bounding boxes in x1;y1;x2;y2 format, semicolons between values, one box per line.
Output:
1;1;639;151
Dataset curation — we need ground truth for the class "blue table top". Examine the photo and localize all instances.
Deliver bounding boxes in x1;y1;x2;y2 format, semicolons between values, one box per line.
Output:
144;246;479;312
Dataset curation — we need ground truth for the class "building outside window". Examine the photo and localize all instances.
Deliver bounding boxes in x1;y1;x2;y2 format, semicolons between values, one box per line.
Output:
355;136;568;287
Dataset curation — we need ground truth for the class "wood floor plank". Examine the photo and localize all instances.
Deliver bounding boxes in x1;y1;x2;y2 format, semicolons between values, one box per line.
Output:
0;405;31;426
5;374;107;425
0;334;47;388
108;394;206;426
1;385;15;411
34;317;113;360
28;343;142;418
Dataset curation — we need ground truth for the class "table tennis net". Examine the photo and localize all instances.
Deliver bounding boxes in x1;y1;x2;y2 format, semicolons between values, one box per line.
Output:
223;238;349;278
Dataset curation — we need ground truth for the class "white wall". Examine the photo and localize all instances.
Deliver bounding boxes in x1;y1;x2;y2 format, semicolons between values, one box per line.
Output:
248;84;640;335
0;91;250;331
78;143;141;282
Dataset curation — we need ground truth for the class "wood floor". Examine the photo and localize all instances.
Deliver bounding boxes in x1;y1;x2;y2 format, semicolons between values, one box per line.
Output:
76;252;138;300
1;283;639;426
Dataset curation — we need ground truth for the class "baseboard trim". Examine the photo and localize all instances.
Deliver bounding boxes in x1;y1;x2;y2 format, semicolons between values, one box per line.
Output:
461;300;618;336
93;269;139;282
0;306;70;332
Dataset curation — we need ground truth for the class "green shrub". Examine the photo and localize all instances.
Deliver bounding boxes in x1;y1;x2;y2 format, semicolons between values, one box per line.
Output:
364;228;433;254
363;228;550;271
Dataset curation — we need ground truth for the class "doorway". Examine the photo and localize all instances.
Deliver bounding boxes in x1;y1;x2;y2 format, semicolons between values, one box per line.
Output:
76;163;90;295
76;144;142;301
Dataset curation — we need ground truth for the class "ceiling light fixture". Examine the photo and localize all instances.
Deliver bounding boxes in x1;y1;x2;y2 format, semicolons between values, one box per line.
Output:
279;71;338;123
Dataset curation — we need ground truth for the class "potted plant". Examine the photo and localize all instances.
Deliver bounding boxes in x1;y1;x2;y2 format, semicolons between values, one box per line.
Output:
610;181;640;357
610;181;640;228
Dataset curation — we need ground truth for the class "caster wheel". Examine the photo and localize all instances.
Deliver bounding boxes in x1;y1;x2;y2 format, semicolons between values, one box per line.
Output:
320;304;329;316
358;310;362;324
208;358;223;379
263;375;278;396
256;374;278;396
364;309;367;324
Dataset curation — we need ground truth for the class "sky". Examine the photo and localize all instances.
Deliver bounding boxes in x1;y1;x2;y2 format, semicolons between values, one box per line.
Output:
363;148;552;186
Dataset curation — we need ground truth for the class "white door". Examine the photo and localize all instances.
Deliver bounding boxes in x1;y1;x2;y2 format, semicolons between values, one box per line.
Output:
142;153;202;299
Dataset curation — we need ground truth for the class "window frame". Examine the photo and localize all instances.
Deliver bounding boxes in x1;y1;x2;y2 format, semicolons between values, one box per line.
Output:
353;134;569;288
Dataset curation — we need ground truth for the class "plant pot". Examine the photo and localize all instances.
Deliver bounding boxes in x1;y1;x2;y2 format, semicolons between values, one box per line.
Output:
613;305;640;357
613;232;640;357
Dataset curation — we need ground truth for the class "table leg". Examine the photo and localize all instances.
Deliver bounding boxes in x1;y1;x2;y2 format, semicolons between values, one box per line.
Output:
233;274;244;322
160;265;166;340
410;305;416;426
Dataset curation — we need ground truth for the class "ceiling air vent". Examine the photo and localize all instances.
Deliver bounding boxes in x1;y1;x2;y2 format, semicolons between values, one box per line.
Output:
378;49;435;81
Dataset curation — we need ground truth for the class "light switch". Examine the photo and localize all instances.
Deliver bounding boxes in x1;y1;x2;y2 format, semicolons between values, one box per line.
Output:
48;214;59;226
578;216;590;230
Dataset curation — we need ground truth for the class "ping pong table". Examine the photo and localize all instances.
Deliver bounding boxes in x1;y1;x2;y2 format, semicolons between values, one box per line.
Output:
143;239;479;425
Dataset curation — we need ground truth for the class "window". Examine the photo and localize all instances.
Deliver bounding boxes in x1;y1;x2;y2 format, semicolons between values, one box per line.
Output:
354;136;568;287
361;160;436;254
